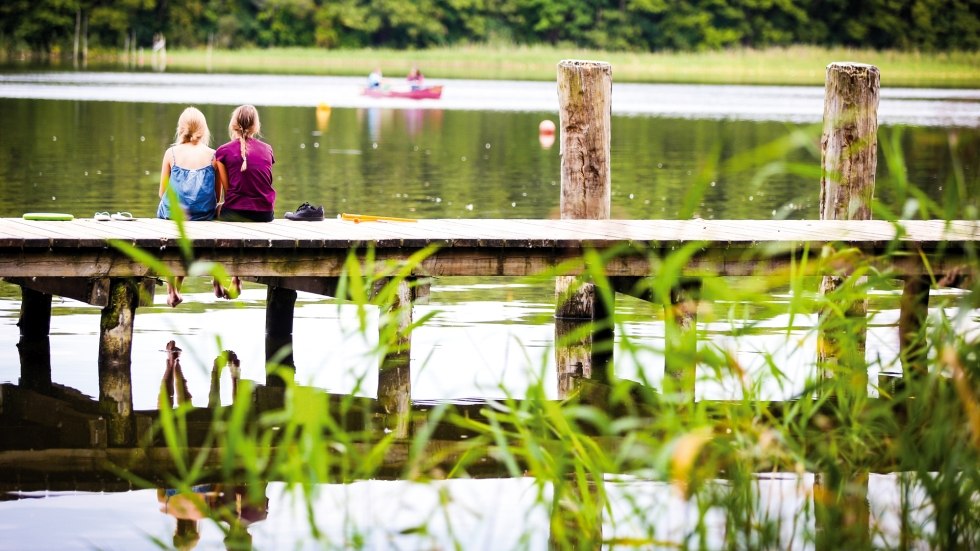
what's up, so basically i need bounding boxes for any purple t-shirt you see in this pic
[215,138,276,212]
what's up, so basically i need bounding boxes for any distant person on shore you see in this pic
[157,106,218,307]
[406,66,424,90]
[215,104,276,299]
[367,67,383,89]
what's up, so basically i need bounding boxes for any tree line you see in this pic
[3,0,978,56]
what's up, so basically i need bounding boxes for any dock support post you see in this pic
[814,62,877,551]
[549,475,603,549]
[665,279,701,399]
[17,287,53,391]
[265,284,297,388]
[378,278,414,437]
[817,62,879,393]
[898,274,930,380]
[98,278,137,446]
[555,59,613,398]
[815,470,870,550]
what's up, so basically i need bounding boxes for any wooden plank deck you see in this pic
[0,218,975,279]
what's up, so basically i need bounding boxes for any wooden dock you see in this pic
[0,217,976,278]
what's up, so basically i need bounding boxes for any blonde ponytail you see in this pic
[174,106,210,146]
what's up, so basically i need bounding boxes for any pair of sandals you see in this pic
[95,211,134,221]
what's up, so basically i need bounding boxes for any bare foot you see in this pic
[229,277,242,299]
[165,340,182,358]
[166,288,183,307]
[226,350,241,379]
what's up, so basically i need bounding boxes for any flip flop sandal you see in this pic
[111,212,135,221]
[94,212,111,221]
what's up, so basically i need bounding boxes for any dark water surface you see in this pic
[1,99,977,221]
[0,76,977,549]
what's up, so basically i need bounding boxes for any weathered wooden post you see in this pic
[555,59,613,398]
[815,61,878,551]
[378,278,415,437]
[817,62,880,391]
[16,287,52,391]
[549,475,603,549]
[664,281,701,397]
[814,471,871,550]
[265,284,297,387]
[98,278,138,446]
[898,274,930,379]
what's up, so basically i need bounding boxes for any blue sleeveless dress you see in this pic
[157,148,217,221]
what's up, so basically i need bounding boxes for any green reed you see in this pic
[121,127,978,550]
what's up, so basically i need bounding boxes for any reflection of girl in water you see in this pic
[161,340,192,407]
[160,342,240,408]
[157,483,268,551]
[158,343,265,550]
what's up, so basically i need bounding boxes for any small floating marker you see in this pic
[538,120,556,148]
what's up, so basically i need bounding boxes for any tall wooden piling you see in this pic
[815,62,878,551]
[555,59,613,396]
[97,278,137,446]
[17,287,53,390]
[265,284,297,387]
[665,280,701,396]
[898,274,931,379]
[817,62,879,389]
[378,278,415,437]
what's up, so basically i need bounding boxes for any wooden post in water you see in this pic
[555,59,613,398]
[378,278,415,437]
[898,273,931,383]
[16,287,52,390]
[665,280,701,397]
[549,476,603,549]
[815,62,877,551]
[98,278,137,446]
[817,62,880,391]
[814,470,871,550]
[265,284,297,387]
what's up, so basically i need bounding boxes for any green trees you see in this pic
[2,0,978,56]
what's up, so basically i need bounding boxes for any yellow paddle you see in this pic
[340,213,417,223]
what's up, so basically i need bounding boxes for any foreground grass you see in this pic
[27,44,980,87]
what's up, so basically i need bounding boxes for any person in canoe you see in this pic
[367,67,383,90]
[407,66,424,90]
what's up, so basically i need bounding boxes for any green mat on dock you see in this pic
[22,212,75,221]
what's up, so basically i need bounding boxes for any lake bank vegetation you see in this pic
[4,45,980,88]
[2,1,978,87]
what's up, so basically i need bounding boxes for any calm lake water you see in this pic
[0,72,977,549]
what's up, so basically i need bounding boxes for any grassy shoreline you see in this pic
[9,45,979,88]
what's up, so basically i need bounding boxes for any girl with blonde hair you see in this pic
[157,106,219,306]
[214,104,276,298]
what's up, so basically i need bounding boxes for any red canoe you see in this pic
[362,85,443,100]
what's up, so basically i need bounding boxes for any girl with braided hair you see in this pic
[214,104,276,298]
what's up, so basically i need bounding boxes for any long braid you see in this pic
[229,105,259,173]
[239,132,248,172]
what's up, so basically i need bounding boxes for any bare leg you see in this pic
[213,277,242,300]
[162,340,184,407]
[166,276,184,307]
[212,278,225,299]
[229,277,242,299]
